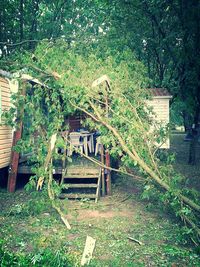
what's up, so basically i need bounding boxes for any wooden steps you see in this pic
[63,183,97,188]
[64,175,99,179]
[60,167,102,202]
[59,193,96,199]
[17,155,107,202]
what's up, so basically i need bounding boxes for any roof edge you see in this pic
[152,95,173,99]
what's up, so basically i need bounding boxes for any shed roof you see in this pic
[147,88,172,99]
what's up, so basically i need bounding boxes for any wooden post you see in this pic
[61,146,67,185]
[105,149,111,196]
[100,144,105,196]
[7,124,23,192]
[7,82,26,192]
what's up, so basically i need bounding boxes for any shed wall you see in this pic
[0,77,12,168]
[146,98,170,148]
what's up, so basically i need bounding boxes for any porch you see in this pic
[17,148,111,202]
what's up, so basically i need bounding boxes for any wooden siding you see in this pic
[0,77,12,168]
[148,99,169,123]
[146,98,170,149]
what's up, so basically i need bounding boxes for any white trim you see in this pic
[152,95,172,99]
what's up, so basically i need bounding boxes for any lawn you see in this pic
[169,133,200,191]
[0,133,200,266]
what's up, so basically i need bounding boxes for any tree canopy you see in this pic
[1,0,200,130]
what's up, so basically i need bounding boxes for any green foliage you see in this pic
[1,187,199,267]
[0,239,76,267]
[7,194,50,217]
[1,0,200,130]
[2,41,200,245]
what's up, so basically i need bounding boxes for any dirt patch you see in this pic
[97,254,114,261]
[67,233,79,241]
[69,209,135,221]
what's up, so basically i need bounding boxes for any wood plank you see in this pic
[0,129,12,135]
[0,138,12,145]
[18,166,98,176]
[105,150,112,196]
[0,78,9,84]
[0,88,11,95]
[81,236,96,266]
[1,100,11,105]
[0,162,9,168]
[100,144,105,196]
[0,125,12,131]
[0,143,12,150]
[1,91,11,98]
[1,103,10,107]
[59,193,96,199]
[0,134,13,140]
[0,80,10,87]
[63,183,97,188]
[0,148,11,155]
[0,84,10,91]
[1,100,10,106]
[53,167,62,174]
[0,77,9,83]
[1,96,10,102]
[17,165,33,174]
[66,168,100,175]
[19,152,34,163]
[0,152,11,160]
[95,170,102,203]
[0,125,12,130]
[0,156,10,164]
[64,175,98,179]
[7,121,24,192]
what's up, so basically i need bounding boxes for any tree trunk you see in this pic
[29,0,40,49]
[188,131,198,165]
[188,106,200,165]
[19,0,24,42]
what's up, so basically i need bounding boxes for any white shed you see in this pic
[146,88,172,149]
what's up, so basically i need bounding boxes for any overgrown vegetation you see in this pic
[2,41,200,246]
[0,178,200,267]
[0,241,76,267]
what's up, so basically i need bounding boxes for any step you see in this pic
[18,165,33,174]
[63,183,97,188]
[65,168,100,175]
[59,193,96,199]
[63,175,99,179]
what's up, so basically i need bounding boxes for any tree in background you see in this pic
[1,0,199,128]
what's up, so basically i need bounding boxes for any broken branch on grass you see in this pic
[81,235,96,266]
[121,194,133,202]
[39,134,71,230]
[128,236,143,245]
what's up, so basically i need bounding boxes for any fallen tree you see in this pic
[3,40,200,244]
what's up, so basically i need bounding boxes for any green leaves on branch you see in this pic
[4,41,200,244]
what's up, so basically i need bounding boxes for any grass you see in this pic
[169,133,200,191]
[0,177,199,266]
[0,133,200,266]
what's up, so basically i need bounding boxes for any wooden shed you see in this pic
[146,88,172,148]
[0,77,13,168]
